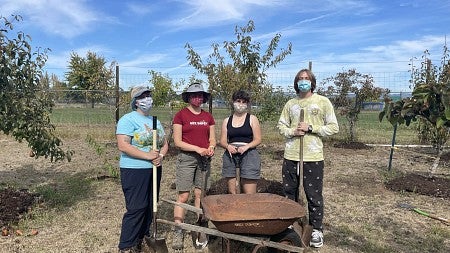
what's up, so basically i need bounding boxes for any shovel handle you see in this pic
[152,116,158,213]
[297,109,305,205]
[297,109,304,176]
[231,153,243,194]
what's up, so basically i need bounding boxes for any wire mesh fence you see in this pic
[41,66,427,146]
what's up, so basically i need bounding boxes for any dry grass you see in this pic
[0,130,449,253]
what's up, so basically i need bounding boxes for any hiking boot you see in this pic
[310,229,324,248]
[136,238,143,252]
[118,245,140,253]
[172,228,184,250]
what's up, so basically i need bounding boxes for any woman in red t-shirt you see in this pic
[171,82,215,250]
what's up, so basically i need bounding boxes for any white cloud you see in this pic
[159,0,287,29]
[0,0,114,38]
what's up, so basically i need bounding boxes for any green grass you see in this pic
[50,107,419,145]
[34,175,93,210]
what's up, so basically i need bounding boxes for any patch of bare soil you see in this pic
[385,173,450,199]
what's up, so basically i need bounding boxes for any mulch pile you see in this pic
[207,177,284,196]
[0,188,38,228]
[385,173,450,199]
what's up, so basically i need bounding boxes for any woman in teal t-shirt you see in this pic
[116,86,168,252]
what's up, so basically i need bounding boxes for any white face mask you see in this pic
[136,97,153,112]
[233,102,248,113]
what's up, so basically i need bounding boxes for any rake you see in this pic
[398,202,449,224]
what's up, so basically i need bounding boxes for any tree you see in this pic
[48,73,69,103]
[185,20,292,118]
[0,15,72,161]
[148,70,179,107]
[66,51,115,108]
[379,46,450,175]
[319,69,389,142]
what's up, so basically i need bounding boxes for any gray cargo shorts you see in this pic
[176,151,211,192]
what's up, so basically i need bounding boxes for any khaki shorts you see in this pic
[176,151,211,192]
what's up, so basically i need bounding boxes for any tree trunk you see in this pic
[428,146,442,177]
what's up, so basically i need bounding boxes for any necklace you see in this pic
[232,113,246,127]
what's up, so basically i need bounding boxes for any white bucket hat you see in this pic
[181,82,211,103]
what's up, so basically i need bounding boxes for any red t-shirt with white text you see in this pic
[173,108,215,149]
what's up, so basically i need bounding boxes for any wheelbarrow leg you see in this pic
[251,244,265,253]
[222,238,231,253]
[293,219,312,248]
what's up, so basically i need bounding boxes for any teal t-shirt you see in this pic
[116,111,165,169]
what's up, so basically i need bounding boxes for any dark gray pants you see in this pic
[282,159,324,231]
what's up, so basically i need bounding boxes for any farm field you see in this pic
[0,109,449,252]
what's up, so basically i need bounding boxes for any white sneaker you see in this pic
[310,229,324,248]
[195,232,208,249]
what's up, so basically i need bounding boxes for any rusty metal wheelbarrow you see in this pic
[201,193,305,235]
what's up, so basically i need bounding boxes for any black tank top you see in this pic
[227,113,253,143]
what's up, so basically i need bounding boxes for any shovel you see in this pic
[231,153,243,194]
[398,203,449,224]
[147,116,169,253]
[297,109,305,206]
[295,108,313,247]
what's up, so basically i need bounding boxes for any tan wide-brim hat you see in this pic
[181,82,211,103]
[130,86,151,110]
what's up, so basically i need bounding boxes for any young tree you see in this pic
[0,15,72,161]
[66,51,115,108]
[320,69,389,142]
[148,70,179,107]
[185,20,292,118]
[379,47,450,175]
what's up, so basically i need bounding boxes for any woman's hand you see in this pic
[149,150,161,166]
[226,144,238,154]
[196,147,209,156]
[206,146,215,156]
[236,145,249,154]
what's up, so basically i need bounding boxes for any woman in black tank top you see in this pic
[219,90,262,194]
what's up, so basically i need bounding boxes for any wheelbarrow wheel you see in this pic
[268,228,301,253]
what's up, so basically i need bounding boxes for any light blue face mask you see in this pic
[297,80,311,92]
[136,97,153,112]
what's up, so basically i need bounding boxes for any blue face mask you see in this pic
[297,80,311,92]
[136,97,153,112]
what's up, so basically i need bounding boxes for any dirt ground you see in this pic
[0,134,449,253]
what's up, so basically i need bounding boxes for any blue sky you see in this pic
[1,0,450,92]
